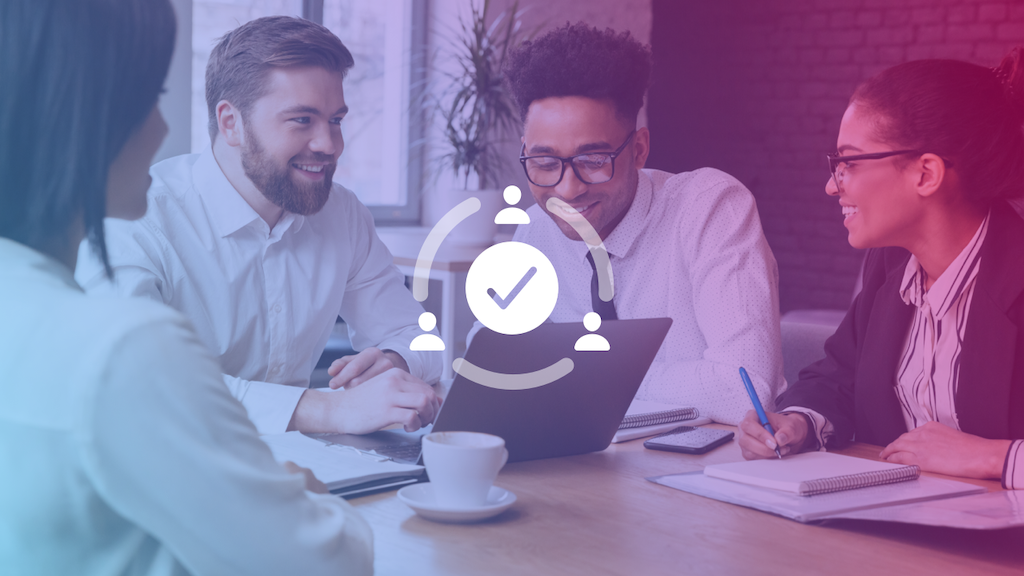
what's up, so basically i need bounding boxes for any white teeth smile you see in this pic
[294,164,324,173]
[842,206,859,216]
[553,203,594,218]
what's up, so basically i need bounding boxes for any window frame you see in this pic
[304,0,425,225]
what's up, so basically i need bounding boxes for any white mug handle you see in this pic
[498,447,509,471]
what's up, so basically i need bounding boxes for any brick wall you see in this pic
[647,0,1024,313]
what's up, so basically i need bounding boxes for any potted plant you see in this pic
[430,0,526,245]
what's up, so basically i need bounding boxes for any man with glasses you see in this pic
[502,23,785,424]
[75,17,441,436]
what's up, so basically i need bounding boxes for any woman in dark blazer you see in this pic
[738,48,1024,489]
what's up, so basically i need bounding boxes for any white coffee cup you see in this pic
[422,431,508,508]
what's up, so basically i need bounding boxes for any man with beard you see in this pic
[75,16,442,436]
[501,23,785,424]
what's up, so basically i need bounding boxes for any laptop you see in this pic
[309,317,672,464]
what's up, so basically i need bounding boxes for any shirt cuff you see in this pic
[780,406,833,452]
[379,341,442,384]
[1002,440,1024,490]
[238,381,306,435]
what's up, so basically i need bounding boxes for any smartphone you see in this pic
[643,426,735,455]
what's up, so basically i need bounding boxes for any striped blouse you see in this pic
[789,212,1024,489]
[895,214,989,432]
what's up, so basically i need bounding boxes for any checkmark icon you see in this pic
[486,267,538,310]
[466,242,557,335]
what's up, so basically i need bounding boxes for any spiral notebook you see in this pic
[612,400,711,443]
[649,469,984,524]
[703,452,920,496]
[649,451,985,524]
[620,400,699,429]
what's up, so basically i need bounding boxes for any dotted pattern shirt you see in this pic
[514,168,786,424]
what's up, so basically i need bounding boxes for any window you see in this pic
[190,0,304,154]
[321,0,424,222]
[191,0,424,223]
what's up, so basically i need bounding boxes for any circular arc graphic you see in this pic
[412,197,480,302]
[452,357,575,391]
[412,193,617,391]
[545,197,614,302]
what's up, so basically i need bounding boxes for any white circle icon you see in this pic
[503,185,522,205]
[418,312,437,331]
[466,241,558,335]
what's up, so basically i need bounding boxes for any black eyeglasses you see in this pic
[520,130,636,187]
[827,150,954,192]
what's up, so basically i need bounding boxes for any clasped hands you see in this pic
[738,410,1010,480]
[289,347,441,435]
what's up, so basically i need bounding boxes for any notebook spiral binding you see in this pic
[620,407,699,429]
[799,465,921,496]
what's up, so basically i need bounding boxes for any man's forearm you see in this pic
[286,389,333,433]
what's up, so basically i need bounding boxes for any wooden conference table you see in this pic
[349,425,1024,575]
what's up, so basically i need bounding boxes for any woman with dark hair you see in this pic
[738,48,1024,489]
[0,1,372,573]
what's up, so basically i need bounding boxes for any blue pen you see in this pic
[739,367,782,459]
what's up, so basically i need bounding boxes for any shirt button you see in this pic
[273,304,282,313]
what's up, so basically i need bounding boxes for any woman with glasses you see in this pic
[738,48,1024,489]
[0,1,371,573]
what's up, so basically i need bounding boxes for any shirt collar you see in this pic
[193,147,307,238]
[900,211,991,317]
[193,147,262,238]
[602,170,653,259]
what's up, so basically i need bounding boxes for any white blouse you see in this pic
[0,238,373,575]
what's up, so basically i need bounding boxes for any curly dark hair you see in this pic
[503,22,652,124]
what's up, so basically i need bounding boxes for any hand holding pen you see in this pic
[736,367,811,461]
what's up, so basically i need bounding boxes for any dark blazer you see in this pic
[777,202,1024,449]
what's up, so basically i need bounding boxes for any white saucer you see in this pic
[397,483,516,523]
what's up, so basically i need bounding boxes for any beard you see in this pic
[240,123,335,216]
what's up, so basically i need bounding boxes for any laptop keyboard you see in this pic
[374,442,423,462]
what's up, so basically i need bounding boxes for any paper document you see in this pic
[827,490,1024,529]
[649,470,983,523]
[261,431,424,492]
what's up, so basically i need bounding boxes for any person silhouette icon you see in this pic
[494,185,530,225]
[574,312,610,351]
[410,312,445,351]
